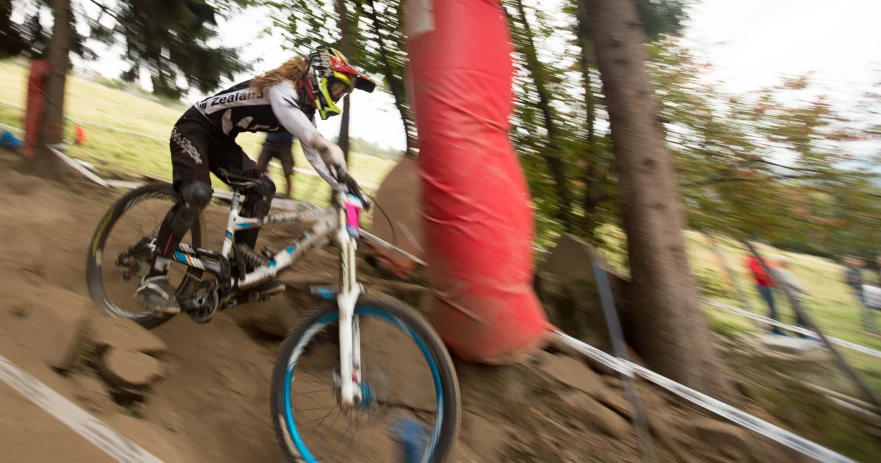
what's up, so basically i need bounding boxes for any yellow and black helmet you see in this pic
[304,46,376,120]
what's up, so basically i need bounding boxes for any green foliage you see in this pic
[265,0,415,154]
[645,37,881,261]
[634,0,688,40]
[86,0,253,99]
[695,266,734,299]
[506,0,688,241]
[4,0,253,98]
[2,0,93,60]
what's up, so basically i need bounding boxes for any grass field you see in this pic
[3,58,879,390]
[594,224,881,392]
[0,59,395,204]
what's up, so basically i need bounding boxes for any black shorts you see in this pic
[169,109,260,189]
[257,141,295,176]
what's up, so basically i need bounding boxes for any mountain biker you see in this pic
[138,46,376,313]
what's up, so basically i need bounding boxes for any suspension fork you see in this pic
[337,193,364,407]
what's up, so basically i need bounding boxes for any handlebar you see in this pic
[332,167,372,212]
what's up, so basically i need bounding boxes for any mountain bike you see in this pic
[86,168,460,462]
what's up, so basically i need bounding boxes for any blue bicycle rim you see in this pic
[282,306,444,463]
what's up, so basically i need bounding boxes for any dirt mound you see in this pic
[0,155,854,462]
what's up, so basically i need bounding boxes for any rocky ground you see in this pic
[0,153,875,462]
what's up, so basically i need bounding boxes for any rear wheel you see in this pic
[86,182,203,329]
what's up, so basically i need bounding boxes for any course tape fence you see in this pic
[553,331,856,463]
[702,299,881,359]
[0,354,164,463]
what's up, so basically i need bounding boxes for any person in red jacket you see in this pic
[745,252,783,335]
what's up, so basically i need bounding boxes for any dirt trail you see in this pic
[0,153,815,463]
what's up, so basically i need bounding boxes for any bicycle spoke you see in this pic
[346,413,365,449]
[305,406,337,429]
[302,354,334,382]
[315,342,340,365]
[329,415,356,458]
[297,405,336,413]
[316,409,343,454]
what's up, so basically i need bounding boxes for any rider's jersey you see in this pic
[190,80,338,187]
[193,80,315,137]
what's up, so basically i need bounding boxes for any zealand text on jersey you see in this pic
[197,89,267,115]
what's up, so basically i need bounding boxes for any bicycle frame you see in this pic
[167,188,366,406]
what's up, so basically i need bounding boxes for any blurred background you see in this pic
[2,0,881,462]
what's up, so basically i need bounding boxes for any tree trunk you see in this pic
[585,0,734,399]
[364,0,416,157]
[511,0,576,233]
[576,0,603,239]
[32,0,72,181]
[337,0,352,162]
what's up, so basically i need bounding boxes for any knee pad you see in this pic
[255,176,276,199]
[180,181,213,209]
[169,181,212,237]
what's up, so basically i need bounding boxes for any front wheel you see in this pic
[270,293,460,463]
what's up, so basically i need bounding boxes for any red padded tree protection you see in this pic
[24,60,51,158]
[406,0,550,363]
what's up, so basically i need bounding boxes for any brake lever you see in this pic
[346,176,371,212]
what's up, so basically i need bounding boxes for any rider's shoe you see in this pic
[135,275,181,314]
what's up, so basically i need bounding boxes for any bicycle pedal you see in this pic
[261,247,276,260]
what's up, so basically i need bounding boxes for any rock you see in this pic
[235,294,301,339]
[647,411,702,463]
[562,392,632,438]
[464,412,511,461]
[687,418,754,462]
[100,348,165,388]
[18,287,92,371]
[598,389,633,420]
[73,374,114,415]
[89,315,167,356]
[535,234,632,349]
[534,350,604,397]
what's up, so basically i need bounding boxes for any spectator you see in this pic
[770,255,809,332]
[771,255,809,297]
[257,130,296,199]
[745,250,783,335]
[844,257,879,338]
[876,255,881,285]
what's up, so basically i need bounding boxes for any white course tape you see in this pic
[0,354,164,463]
[1,121,24,133]
[0,98,26,109]
[50,146,111,188]
[268,161,381,190]
[702,299,881,360]
[552,331,856,463]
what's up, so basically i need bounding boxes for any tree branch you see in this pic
[748,158,822,174]
[362,0,414,157]
[89,0,120,22]
[685,173,818,188]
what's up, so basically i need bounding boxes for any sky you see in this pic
[68,0,881,152]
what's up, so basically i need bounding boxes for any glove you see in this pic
[321,141,347,170]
